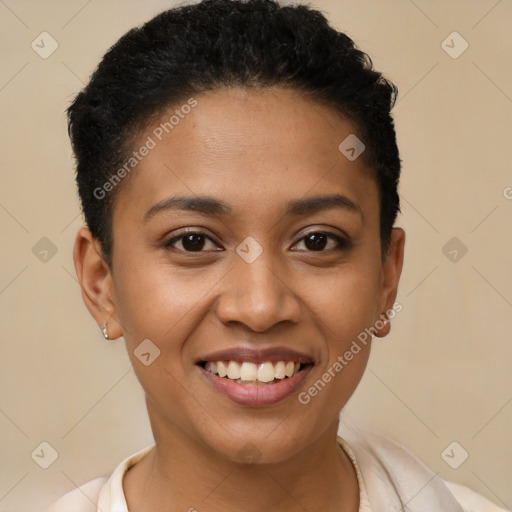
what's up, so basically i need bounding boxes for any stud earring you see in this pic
[101,322,110,340]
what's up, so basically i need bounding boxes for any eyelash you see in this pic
[163,230,352,253]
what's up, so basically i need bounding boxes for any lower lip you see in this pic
[199,365,312,406]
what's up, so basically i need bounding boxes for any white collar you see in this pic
[97,437,371,512]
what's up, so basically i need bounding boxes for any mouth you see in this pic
[199,360,309,385]
[196,348,314,406]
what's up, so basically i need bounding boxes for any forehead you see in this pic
[113,86,378,224]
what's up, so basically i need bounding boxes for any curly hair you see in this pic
[67,0,400,268]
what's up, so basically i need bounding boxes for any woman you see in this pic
[48,0,506,510]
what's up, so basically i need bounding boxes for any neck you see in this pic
[124,415,359,512]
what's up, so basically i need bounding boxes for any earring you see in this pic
[377,313,389,331]
[101,322,110,340]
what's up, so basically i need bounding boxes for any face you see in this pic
[75,86,404,464]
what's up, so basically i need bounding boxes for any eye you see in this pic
[163,230,351,253]
[164,231,220,252]
[291,231,351,252]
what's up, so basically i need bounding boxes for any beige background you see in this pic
[0,0,511,510]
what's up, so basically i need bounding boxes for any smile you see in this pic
[196,348,314,406]
[202,360,302,385]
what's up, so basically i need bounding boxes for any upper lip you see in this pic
[196,346,314,365]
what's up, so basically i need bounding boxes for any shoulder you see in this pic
[44,477,107,512]
[44,444,155,512]
[340,430,507,512]
[445,481,508,512]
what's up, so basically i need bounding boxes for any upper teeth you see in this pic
[204,361,301,383]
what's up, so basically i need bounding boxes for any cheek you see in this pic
[113,258,216,338]
[296,277,377,418]
[111,258,228,394]
[312,261,382,339]
[112,263,210,423]
[307,259,380,385]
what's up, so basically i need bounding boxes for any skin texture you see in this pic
[73,86,405,512]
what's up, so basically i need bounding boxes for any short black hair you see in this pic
[67,0,400,268]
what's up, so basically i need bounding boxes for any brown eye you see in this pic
[164,232,219,252]
[181,233,206,251]
[292,232,351,252]
[304,233,328,251]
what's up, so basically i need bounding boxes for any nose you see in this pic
[216,254,301,332]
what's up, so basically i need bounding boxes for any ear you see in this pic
[374,227,405,338]
[73,226,123,340]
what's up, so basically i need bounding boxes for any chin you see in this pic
[198,421,317,466]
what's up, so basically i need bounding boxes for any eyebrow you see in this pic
[143,193,361,222]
